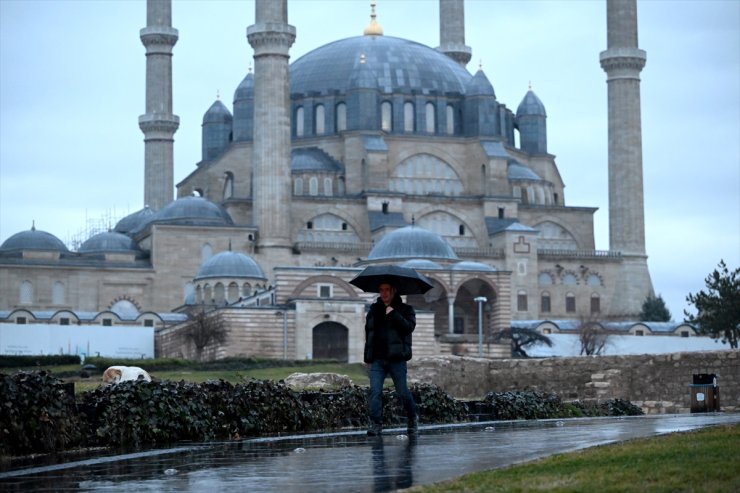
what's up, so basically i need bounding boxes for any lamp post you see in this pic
[474,296,487,357]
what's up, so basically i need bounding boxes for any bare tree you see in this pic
[577,319,611,356]
[183,308,229,361]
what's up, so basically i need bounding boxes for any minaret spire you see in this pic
[139,0,180,211]
[600,0,654,315]
[438,0,471,67]
[247,0,296,253]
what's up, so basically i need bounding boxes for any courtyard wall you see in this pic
[408,350,739,414]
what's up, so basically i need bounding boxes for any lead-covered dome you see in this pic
[79,231,144,256]
[0,227,68,253]
[368,226,458,261]
[290,35,472,96]
[114,207,154,235]
[195,251,266,281]
[134,196,234,233]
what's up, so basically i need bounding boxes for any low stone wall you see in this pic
[408,350,739,414]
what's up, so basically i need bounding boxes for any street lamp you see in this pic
[474,296,487,357]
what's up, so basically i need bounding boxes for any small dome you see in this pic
[516,89,547,117]
[79,231,143,255]
[368,226,458,261]
[195,251,266,281]
[133,197,234,233]
[203,99,233,124]
[465,69,496,98]
[452,260,495,272]
[292,147,344,172]
[114,207,154,235]
[0,227,68,253]
[401,259,442,270]
[234,71,254,102]
[508,161,543,181]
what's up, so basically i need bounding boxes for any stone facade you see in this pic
[408,350,740,414]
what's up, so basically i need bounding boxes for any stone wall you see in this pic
[408,350,739,414]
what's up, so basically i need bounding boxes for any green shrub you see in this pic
[0,371,86,455]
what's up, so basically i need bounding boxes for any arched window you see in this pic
[323,177,333,196]
[20,280,33,304]
[314,104,325,135]
[590,293,601,314]
[214,283,225,304]
[403,102,415,132]
[446,104,454,135]
[228,282,239,302]
[566,292,576,313]
[295,106,304,137]
[335,103,347,132]
[381,101,392,132]
[223,171,234,200]
[294,177,304,196]
[202,243,213,265]
[241,282,252,298]
[538,273,554,285]
[425,102,435,133]
[195,285,203,304]
[517,290,528,311]
[309,177,318,196]
[204,284,213,303]
[587,274,602,287]
[563,273,578,285]
[540,292,551,313]
[338,177,346,195]
[52,281,65,305]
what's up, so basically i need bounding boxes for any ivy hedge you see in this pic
[0,370,643,457]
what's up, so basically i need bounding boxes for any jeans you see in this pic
[368,359,418,424]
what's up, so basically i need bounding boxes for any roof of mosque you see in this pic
[0,227,69,254]
[368,225,459,261]
[195,251,266,281]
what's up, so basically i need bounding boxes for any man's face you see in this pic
[379,283,396,305]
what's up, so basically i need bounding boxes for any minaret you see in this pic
[438,0,471,67]
[247,0,296,254]
[600,0,653,316]
[139,0,179,211]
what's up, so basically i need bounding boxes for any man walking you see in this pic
[364,281,419,436]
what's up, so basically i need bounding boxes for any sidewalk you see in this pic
[2,413,738,492]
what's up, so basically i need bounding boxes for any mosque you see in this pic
[1,0,674,361]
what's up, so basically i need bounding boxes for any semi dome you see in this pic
[135,196,234,232]
[0,227,68,253]
[79,231,143,255]
[368,226,458,261]
[195,251,266,281]
[292,147,344,172]
[290,35,472,96]
[508,161,543,181]
[114,207,154,235]
[401,259,443,270]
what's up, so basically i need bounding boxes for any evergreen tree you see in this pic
[639,294,671,322]
[685,260,740,348]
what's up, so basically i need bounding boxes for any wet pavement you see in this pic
[1,413,738,492]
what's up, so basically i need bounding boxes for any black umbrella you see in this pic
[350,264,434,295]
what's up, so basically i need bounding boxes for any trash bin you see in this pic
[689,373,720,413]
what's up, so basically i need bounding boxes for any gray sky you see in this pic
[1,0,738,321]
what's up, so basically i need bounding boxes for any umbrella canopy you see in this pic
[350,264,434,295]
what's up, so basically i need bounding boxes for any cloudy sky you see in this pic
[1,0,738,321]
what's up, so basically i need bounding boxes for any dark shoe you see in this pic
[407,415,419,434]
[367,423,382,436]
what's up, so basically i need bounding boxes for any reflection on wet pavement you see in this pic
[1,413,738,492]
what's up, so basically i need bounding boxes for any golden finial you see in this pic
[479,59,483,70]
[529,80,532,90]
[216,90,220,100]
[363,1,384,36]
[248,65,252,74]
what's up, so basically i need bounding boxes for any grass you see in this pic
[6,361,371,393]
[408,423,740,493]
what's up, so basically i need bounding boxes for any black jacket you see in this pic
[364,294,416,363]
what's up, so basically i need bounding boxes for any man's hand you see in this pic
[385,306,394,315]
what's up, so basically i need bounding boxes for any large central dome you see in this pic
[290,35,472,96]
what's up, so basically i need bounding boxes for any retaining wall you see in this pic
[408,350,739,414]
